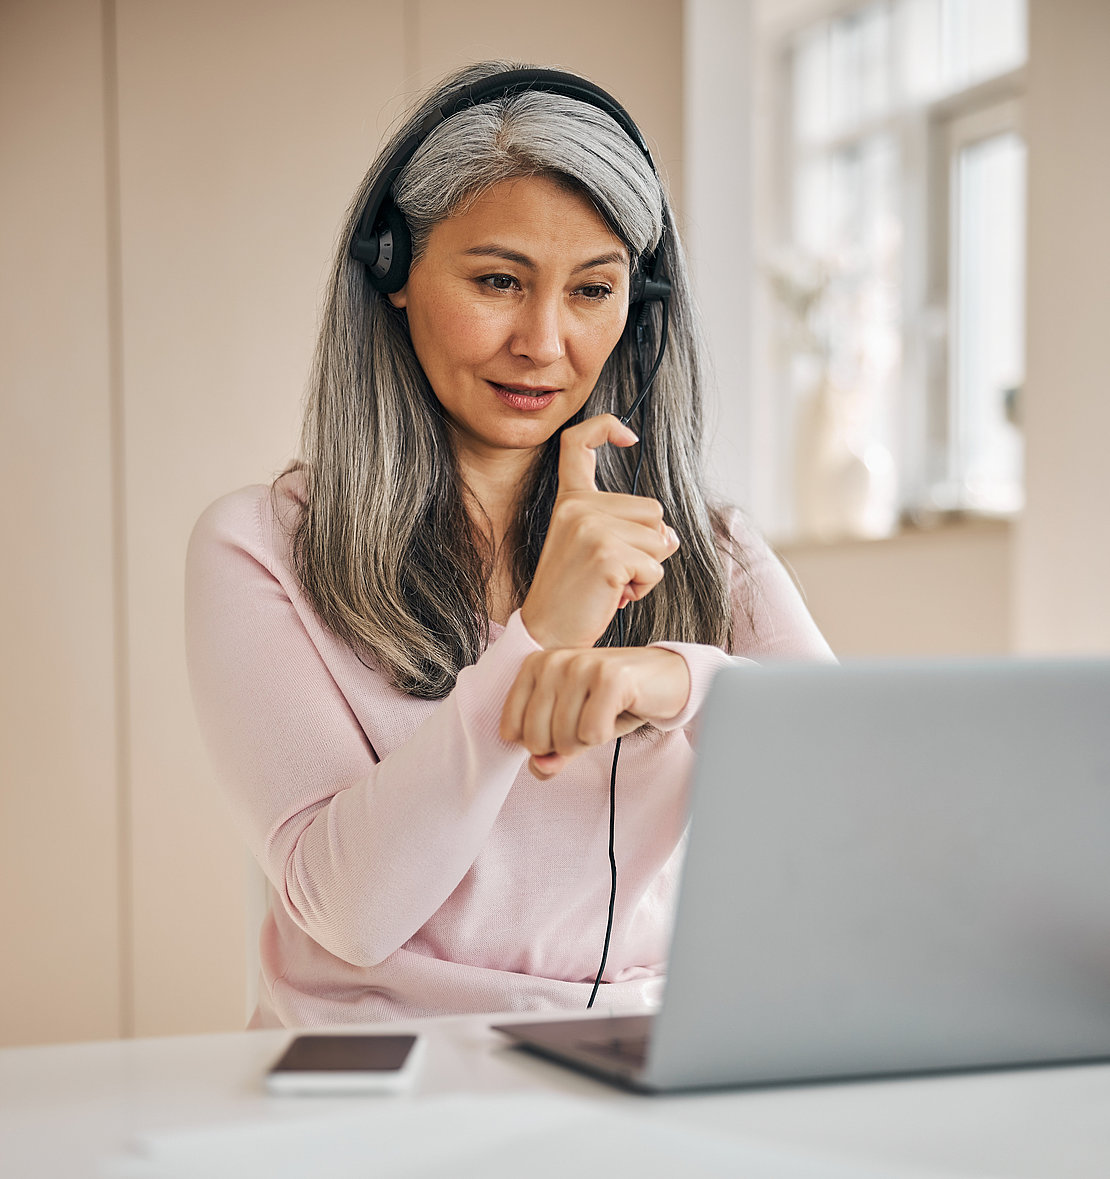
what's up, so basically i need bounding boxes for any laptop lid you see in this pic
[642,658,1110,1091]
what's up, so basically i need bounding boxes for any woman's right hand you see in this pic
[520,414,680,650]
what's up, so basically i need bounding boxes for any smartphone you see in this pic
[265,1033,423,1094]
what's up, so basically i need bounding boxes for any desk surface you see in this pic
[2,1012,1108,1177]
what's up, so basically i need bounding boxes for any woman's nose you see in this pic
[508,294,565,367]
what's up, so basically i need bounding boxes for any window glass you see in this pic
[897,0,942,101]
[897,0,1027,100]
[941,0,1027,91]
[793,25,830,143]
[949,130,1026,512]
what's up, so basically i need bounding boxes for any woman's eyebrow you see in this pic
[461,245,629,272]
[573,250,629,272]
[462,245,536,269]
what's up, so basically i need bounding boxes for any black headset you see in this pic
[349,68,672,308]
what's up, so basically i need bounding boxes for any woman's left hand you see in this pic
[500,646,691,780]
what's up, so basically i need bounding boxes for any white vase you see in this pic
[794,381,898,541]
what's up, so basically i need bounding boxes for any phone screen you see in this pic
[266,1034,422,1093]
[271,1034,417,1073]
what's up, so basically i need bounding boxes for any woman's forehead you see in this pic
[430,175,630,265]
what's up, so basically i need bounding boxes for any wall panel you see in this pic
[0,0,121,1046]
[114,0,408,1035]
[1015,0,1110,654]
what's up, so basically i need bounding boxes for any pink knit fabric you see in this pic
[185,472,832,1026]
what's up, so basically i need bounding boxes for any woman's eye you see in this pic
[480,274,519,291]
[578,284,614,301]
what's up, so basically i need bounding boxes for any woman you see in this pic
[186,61,832,1028]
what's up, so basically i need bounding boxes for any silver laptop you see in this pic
[494,658,1110,1092]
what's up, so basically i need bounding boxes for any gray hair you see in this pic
[396,87,662,267]
[289,62,739,698]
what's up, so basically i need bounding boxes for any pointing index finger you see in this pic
[557,414,639,496]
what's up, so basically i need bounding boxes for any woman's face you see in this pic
[389,174,631,471]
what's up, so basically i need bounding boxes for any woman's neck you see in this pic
[455,444,537,550]
[454,444,539,626]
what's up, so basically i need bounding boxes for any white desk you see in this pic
[2,1013,1108,1177]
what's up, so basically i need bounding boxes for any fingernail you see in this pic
[666,526,680,547]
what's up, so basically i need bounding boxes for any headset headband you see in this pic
[349,68,670,302]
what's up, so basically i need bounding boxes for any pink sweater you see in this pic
[185,472,832,1027]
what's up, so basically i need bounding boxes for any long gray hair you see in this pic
[290,61,740,698]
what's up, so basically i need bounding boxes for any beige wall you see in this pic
[2,0,685,1046]
[411,1,685,217]
[778,522,1012,658]
[1,0,122,1047]
[114,0,411,1040]
[1014,0,1110,655]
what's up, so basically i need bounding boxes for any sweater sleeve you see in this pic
[644,508,835,732]
[184,485,536,969]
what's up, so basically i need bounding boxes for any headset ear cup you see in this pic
[629,264,645,305]
[368,200,414,294]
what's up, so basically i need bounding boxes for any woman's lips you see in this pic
[487,381,560,411]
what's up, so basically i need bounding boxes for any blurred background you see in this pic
[2,0,1107,1047]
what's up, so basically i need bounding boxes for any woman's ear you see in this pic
[387,287,408,310]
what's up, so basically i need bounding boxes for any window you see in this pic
[942,103,1026,514]
[760,0,1027,539]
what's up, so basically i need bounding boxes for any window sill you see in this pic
[771,511,1014,559]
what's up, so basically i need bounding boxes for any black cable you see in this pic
[586,300,666,1009]
[620,300,670,430]
[586,624,624,1010]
